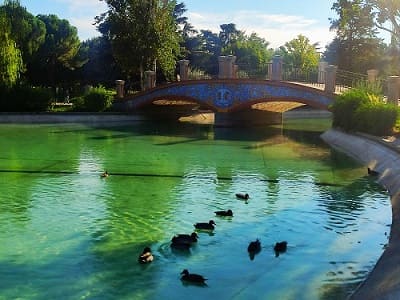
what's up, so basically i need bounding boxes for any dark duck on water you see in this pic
[180,269,207,284]
[171,232,198,244]
[214,209,233,217]
[274,241,287,257]
[194,220,216,230]
[247,239,261,260]
[236,193,249,200]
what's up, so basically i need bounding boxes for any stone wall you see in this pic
[321,129,400,300]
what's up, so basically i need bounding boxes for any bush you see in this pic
[330,89,370,131]
[330,87,399,136]
[81,86,114,112]
[0,85,52,112]
[354,103,398,136]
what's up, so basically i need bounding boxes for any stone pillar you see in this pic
[115,80,125,98]
[218,56,227,79]
[271,55,283,81]
[387,76,400,105]
[144,71,156,90]
[324,65,337,93]
[318,60,328,83]
[233,64,238,79]
[178,59,190,81]
[367,69,379,83]
[226,55,236,79]
[267,63,273,80]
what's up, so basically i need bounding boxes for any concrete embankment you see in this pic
[0,113,148,124]
[321,129,400,300]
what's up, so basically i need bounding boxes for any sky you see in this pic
[18,0,341,50]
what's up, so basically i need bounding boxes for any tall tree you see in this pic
[28,14,85,90]
[96,0,181,89]
[0,12,23,88]
[367,0,400,44]
[0,0,46,67]
[330,0,383,73]
[219,23,241,54]
[279,34,320,71]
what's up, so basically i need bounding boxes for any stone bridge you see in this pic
[114,79,335,113]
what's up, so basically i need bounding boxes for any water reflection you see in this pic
[0,120,391,300]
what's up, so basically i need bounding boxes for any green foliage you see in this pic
[331,87,398,135]
[354,102,398,135]
[0,84,52,112]
[28,14,84,88]
[0,0,46,66]
[76,86,114,112]
[329,0,383,73]
[0,12,23,88]
[279,35,320,71]
[97,0,181,87]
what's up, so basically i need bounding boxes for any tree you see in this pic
[0,12,23,88]
[0,0,46,67]
[96,0,181,89]
[279,34,320,71]
[28,14,85,92]
[330,0,384,73]
[367,0,400,44]
[219,23,241,54]
[80,36,123,87]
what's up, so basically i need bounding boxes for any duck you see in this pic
[171,232,198,244]
[248,239,261,253]
[236,193,249,200]
[171,241,191,251]
[215,209,233,217]
[368,167,379,176]
[101,170,109,178]
[138,247,153,264]
[180,269,207,284]
[274,241,287,257]
[194,220,216,230]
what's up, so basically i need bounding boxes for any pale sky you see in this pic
[18,0,345,50]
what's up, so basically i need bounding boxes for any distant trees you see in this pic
[28,14,86,90]
[96,0,181,89]
[326,0,384,73]
[279,35,320,71]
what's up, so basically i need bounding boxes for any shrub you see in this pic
[0,85,52,112]
[330,86,398,135]
[354,103,398,136]
[81,86,114,112]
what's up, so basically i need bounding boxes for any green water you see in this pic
[0,119,390,300]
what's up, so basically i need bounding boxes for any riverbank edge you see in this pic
[321,129,400,300]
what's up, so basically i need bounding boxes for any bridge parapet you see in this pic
[116,79,335,113]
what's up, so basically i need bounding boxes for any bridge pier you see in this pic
[214,109,282,127]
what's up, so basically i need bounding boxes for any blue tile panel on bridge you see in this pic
[120,81,335,112]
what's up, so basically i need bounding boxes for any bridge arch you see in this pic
[116,79,335,113]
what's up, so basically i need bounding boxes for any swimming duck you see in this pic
[248,239,261,253]
[236,193,249,200]
[180,269,207,284]
[274,241,287,257]
[138,247,153,264]
[171,232,198,244]
[194,220,216,230]
[171,241,191,251]
[215,209,233,217]
[101,170,109,178]
[368,167,379,176]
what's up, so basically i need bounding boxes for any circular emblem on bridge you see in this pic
[214,88,233,108]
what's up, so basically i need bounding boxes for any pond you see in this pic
[0,118,391,300]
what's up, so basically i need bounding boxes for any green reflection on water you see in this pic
[0,119,390,300]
